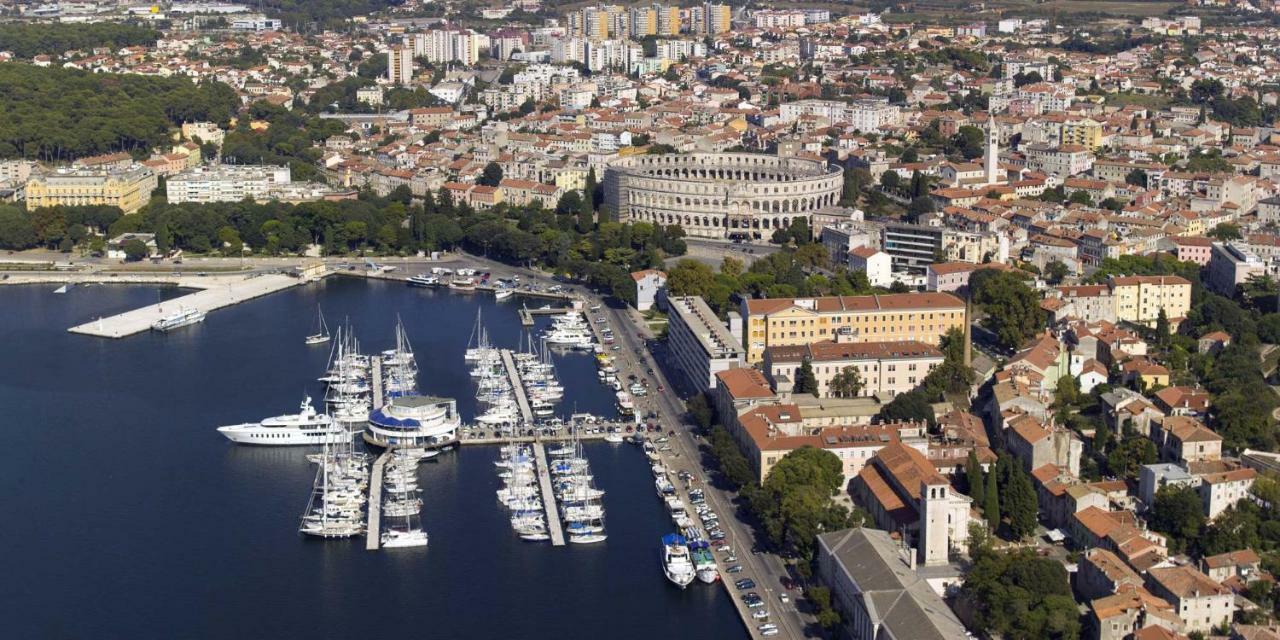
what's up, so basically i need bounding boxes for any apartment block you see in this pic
[665,295,744,393]
[763,339,943,399]
[740,293,965,363]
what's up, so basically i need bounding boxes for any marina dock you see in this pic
[531,442,566,547]
[66,273,304,338]
[517,304,573,326]
[370,356,384,406]
[499,349,535,425]
[366,451,391,551]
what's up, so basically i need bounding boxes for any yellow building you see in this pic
[25,166,157,214]
[1109,275,1192,327]
[740,293,966,363]
[705,2,731,34]
[630,6,657,36]
[555,168,588,192]
[657,5,681,35]
[1061,118,1103,152]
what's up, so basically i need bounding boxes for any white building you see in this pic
[166,164,292,204]
[665,295,745,393]
[631,269,666,311]
[847,246,892,288]
[387,46,414,85]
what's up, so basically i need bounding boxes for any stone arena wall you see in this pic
[603,153,843,239]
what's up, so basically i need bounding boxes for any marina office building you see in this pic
[664,295,745,394]
[740,293,966,363]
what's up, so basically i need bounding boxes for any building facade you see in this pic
[741,293,965,363]
[763,340,943,398]
[665,295,744,393]
[25,165,157,214]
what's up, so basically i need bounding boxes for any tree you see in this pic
[983,467,1000,524]
[880,171,901,191]
[1002,461,1039,539]
[1044,260,1069,285]
[755,447,859,558]
[1125,168,1148,188]
[686,394,713,430]
[840,167,870,206]
[666,259,716,297]
[971,269,1042,351]
[1207,222,1242,241]
[964,451,985,506]
[478,162,503,187]
[828,366,864,398]
[1148,485,1206,552]
[1106,437,1156,479]
[1155,308,1171,348]
[878,390,935,426]
[907,196,936,221]
[794,358,819,395]
[122,238,149,261]
[963,547,1079,639]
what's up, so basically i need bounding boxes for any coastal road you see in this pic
[597,303,809,640]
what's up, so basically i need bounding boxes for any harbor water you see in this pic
[0,277,742,638]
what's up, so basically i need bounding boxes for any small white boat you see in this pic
[604,433,624,444]
[494,289,514,301]
[53,284,71,294]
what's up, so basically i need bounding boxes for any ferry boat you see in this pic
[364,395,461,449]
[152,307,206,332]
[661,534,696,588]
[217,397,349,446]
[407,274,439,288]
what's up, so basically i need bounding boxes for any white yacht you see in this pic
[152,307,206,332]
[407,274,439,287]
[661,534,696,588]
[381,529,429,548]
[217,397,348,446]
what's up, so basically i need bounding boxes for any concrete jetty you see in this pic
[531,442,566,547]
[370,356,384,407]
[499,349,534,425]
[67,273,303,338]
[366,451,391,551]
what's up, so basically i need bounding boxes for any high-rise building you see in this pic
[656,5,681,35]
[630,6,657,36]
[387,46,413,84]
[985,118,999,185]
[705,3,731,34]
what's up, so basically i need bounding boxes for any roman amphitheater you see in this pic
[602,152,844,239]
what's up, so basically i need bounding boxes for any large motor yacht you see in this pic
[217,397,347,446]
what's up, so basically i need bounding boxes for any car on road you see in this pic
[724,555,737,563]
[752,610,769,620]
[760,629,779,637]
[709,531,726,540]
[779,593,790,604]
[744,598,764,609]
[735,579,755,590]
[726,565,743,573]
[757,623,777,632]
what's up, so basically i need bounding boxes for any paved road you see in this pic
[598,303,809,639]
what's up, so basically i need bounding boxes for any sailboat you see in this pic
[305,306,331,345]
[53,283,71,294]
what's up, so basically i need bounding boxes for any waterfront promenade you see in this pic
[66,273,303,338]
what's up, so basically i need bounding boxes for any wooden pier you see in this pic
[66,273,304,338]
[499,349,534,425]
[531,442,566,547]
[366,451,391,551]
